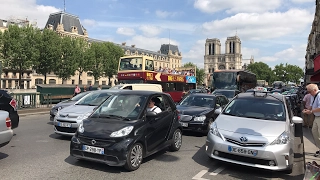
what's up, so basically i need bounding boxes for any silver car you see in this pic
[53,89,123,136]
[206,92,303,173]
[0,110,13,148]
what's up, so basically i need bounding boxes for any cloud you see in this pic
[201,9,313,40]
[291,0,314,3]
[0,0,60,28]
[194,0,281,14]
[125,35,179,52]
[183,39,206,68]
[139,25,162,37]
[116,27,135,36]
[155,10,180,18]
[82,19,97,27]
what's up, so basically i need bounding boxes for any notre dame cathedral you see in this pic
[203,35,254,86]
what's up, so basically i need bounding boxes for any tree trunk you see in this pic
[78,71,81,85]
[44,74,47,84]
[108,76,111,86]
[19,65,23,89]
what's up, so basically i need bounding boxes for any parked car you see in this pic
[177,93,229,133]
[50,91,92,119]
[212,89,240,101]
[0,110,13,148]
[53,89,124,136]
[205,91,303,173]
[70,90,182,171]
[0,90,19,129]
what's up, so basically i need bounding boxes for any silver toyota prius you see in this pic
[206,91,303,172]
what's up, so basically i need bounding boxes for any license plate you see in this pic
[58,122,71,128]
[82,145,104,154]
[227,146,258,156]
[181,122,188,127]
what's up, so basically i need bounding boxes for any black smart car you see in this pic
[0,90,19,129]
[70,90,182,171]
[177,93,229,133]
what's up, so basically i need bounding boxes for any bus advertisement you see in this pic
[211,70,257,92]
[117,55,196,102]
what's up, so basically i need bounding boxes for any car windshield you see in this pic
[223,98,286,121]
[212,90,234,98]
[75,91,112,106]
[179,95,215,108]
[70,91,91,101]
[91,94,147,120]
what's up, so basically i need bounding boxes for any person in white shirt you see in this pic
[147,98,162,113]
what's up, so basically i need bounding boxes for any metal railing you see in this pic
[10,93,52,109]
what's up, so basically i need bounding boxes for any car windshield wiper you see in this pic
[99,114,131,121]
[243,116,265,119]
[222,112,237,116]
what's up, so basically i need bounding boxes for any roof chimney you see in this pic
[122,42,126,46]
[131,44,135,48]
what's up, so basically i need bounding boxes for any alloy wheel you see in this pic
[174,130,182,149]
[130,144,143,168]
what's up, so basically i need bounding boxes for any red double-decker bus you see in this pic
[117,55,196,102]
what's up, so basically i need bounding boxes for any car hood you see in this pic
[58,104,97,115]
[216,114,286,137]
[80,118,137,138]
[55,100,76,108]
[176,105,212,116]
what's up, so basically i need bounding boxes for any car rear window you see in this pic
[223,98,286,121]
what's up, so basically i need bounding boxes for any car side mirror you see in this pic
[146,111,157,117]
[214,108,221,114]
[292,116,303,124]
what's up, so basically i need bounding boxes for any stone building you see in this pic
[203,36,254,86]
[0,11,182,89]
[305,0,320,84]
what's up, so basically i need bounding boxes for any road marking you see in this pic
[210,166,225,176]
[192,170,209,180]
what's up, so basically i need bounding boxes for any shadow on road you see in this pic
[0,152,8,160]
[47,122,53,125]
[49,133,72,141]
[182,131,206,137]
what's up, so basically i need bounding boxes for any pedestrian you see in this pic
[303,90,314,128]
[302,84,320,157]
[83,85,87,92]
[74,85,81,96]
[88,84,92,91]
[97,85,102,90]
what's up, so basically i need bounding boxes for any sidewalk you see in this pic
[18,107,51,116]
[303,127,320,164]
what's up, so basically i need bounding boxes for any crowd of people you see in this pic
[73,84,102,96]
[155,67,195,76]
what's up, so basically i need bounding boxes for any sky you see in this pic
[0,0,315,70]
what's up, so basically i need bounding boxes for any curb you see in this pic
[19,111,49,117]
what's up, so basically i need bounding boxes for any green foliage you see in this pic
[53,37,79,82]
[247,62,273,84]
[73,38,93,83]
[34,29,61,84]
[182,62,205,85]
[89,42,105,81]
[2,25,40,88]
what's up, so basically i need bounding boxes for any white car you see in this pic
[0,110,13,148]
[206,91,303,173]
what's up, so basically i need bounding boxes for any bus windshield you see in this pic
[119,57,143,71]
[212,72,237,90]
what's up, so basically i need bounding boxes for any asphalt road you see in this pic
[0,114,306,180]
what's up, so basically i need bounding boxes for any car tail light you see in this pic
[9,99,17,110]
[6,117,11,129]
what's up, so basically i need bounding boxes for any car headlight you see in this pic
[270,131,289,145]
[209,122,222,139]
[76,112,91,121]
[57,106,63,111]
[110,126,134,137]
[194,115,206,121]
[78,121,84,133]
[54,112,59,122]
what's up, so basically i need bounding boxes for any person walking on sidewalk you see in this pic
[73,85,81,97]
[303,84,320,157]
[303,90,314,128]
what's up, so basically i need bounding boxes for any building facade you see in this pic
[305,0,320,84]
[0,11,182,89]
[203,36,254,86]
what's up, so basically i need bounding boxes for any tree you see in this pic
[53,37,78,83]
[34,28,61,84]
[283,64,303,84]
[273,63,287,83]
[2,25,40,88]
[102,42,124,85]
[182,62,205,86]
[88,42,105,82]
[73,38,93,84]
[246,62,273,84]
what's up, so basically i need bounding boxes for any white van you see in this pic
[110,84,162,92]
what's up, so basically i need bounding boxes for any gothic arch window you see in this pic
[209,43,212,55]
[218,65,225,70]
[212,43,215,55]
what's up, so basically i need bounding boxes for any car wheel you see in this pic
[124,143,143,171]
[169,129,182,152]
